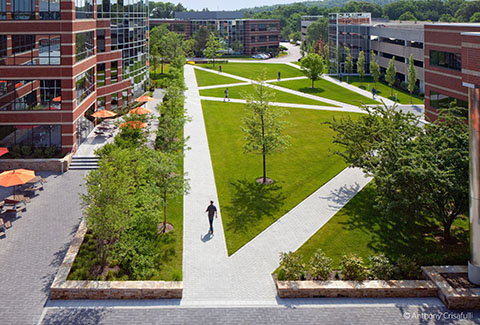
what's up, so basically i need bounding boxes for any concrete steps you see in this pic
[69,156,99,170]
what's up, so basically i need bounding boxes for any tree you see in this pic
[289,31,302,43]
[305,19,328,44]
[398,11,417,21]
[193,27,210,54]
[149,25,169,74]
[370,50,380,88]
[345,47,353,83]
[242,75,290,184]
[336,44,343,74]
[356,51,365,86]
[231,40,244,54]
[407,54,418,104]
[386,57,397,97]
[300,52,324,88]
[204,33,223,68]
[470,12,480,22]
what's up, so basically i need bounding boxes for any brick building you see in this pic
[150,12,280,56]
[0,0,148,154]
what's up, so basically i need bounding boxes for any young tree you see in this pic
[345,47,353,83]
[407,54,418,104]
[204,33,223,68]
[369,50,380,87]
[356,50,365,86]
[336,44,343,74]
[386,56,397,97]
[242,75,290,184]
[289,31,302,43]
[193,27,210,54]
[305,18,328,44]
[300,52,324,88]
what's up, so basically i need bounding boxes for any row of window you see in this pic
[75,67,95,104]
[96,62,118,86]
[0,80,61,111]
[250,35,278,43]
[250,23,278,32]
[0,34,60,65]
[0,125,61,148]
[430,50,461,71]
[0,0,59,20]
[430,91,468,114]
[75,31,94,63]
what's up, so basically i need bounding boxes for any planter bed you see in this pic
[275,278,437,299]
[50,219,182,300]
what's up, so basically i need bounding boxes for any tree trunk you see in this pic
[261,115,266,183]
[161,59,164,75]
[390,86,393,97]
[162,192,167,233]
[443,217,455,242]
[347,75,349,83]
[410,91,412,104]
[312,79,314,89]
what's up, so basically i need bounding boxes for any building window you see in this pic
[258,24,267,32]
[40,80,61,109]
[75,31,94,63]
[122,90,128,107]
[414,60,423,68]
[0,80,61,110]
[430,50,461,71]
[38,35,61,65]
[97,29,105,53]
[111,61,118,83]
[75,67,95,105]
[39,0,60,20]
[75,0,94,19]
[0,35,6,60]
[97,63,105,86]
[111,93,118,110]
[12,0,35,20]
[258,35,267,42]
[0,125,61,149]
[430,90,468,117]
[269,35,278,42]
[0,0,6,20]
[11,35,36,65]
[97,96,105,110]
[251,36,255,43]
[250,24,255,32]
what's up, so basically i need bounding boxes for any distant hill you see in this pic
[242,0,399,13]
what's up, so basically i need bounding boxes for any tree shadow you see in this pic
[319,182,361,210]
[225,179,287,233]
[41,308,107,325]
[299,87,325,95]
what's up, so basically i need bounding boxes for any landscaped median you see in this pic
[50,220,182,300]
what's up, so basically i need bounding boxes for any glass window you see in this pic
[97,63,105,86]
[0,80,62,111]
[40,80,61,109]
[97,96,105,110]
[0,0,6,20]
[0,125,61,148]
[39,0,60,20]
[75,67,95,104]
[430,50,461,71]
[258,24,267,32]
[0,35,6,60]
[430,90,468,117]
[75,31,94,63]
[97,29,105,53]
[38,35,61,65]
[12,0,35,20]
[111,61,118,83]
[111,93,118,110]
[75,0,94,19]
[122,90,128,107]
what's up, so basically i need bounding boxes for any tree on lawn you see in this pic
[386,56,397,97]
[345,46,353,83]
[149,25,169,75]
[407,54,418,104]
[147,150,189,233]
[356,50,365,86]
[336,44,343,74]
[204,33,223,68]
[242,75,290,184]
[300,52,324,88]
[370,50,380,88]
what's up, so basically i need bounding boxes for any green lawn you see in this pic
[295,183,469,269]
[202,100,360,254]
[198,63,304,80]
[273,78,379,106]
[335,75,424,105]
[199,84,336,107]
[194,68,243,87]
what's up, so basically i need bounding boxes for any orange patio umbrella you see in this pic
[134,95,155,102]
[52,96,61,102]
[129,106,152,115]
[0,168,36,195]
[91,110,117,118]
[0,147,8,157]
[120,121,147,129]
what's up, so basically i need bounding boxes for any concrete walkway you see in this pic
[182,64,372,305]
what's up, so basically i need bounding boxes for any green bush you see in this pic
[396,255,421,280]
[340,253,368,281]
[21,145,32,157]
[10,145,21,158]
[309,248,332,280]
[32,147,44,158]
[44,145,57,158]
[278,251,305,281]
[368,254,395,280]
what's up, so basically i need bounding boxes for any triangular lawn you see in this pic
[198,62,303,80]
[202,100,362,255]
[194,68,244,87]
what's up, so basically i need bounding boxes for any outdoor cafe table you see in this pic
[5,195,31,204]
[26,176,45,186]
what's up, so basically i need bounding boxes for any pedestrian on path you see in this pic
[372,87,376,99]
[219,65,222,73]
[278,71,281,81]
[205,201,217,234]
[224,88,230,102]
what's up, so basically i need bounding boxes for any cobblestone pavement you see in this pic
[0,170,87,325]
[40,301,480,324]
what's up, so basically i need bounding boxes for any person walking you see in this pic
[219,65,222,73]
[277,71,281,81]
[372,87,376,99]
[205,200,217,234]
[224,88,230,102]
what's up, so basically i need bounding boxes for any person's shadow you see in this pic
[201,230,213,242]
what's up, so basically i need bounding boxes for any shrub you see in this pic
[396,255,421,280]
[21,145,32,157]
[309,248,332,280]
[44,145,57,158]
[278,251,305,281]
[32,147,44,158]
[369,254,395,280]
[340,253,368,281]
[10,145,21,158]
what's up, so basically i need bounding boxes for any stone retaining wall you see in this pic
[0,153,73,172]
[275,279,437,298]
[50,219,183,300]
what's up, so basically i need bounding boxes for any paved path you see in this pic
[0,170,86,325]
[182,64,372,305]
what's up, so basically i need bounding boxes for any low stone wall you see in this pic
[0,153,73,172]
[275,279,437,298]
[50,219,183,300]
[423,265,480,309]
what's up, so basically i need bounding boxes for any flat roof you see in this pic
[175,11,244,20]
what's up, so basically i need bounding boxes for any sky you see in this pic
[171,0,299,11]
